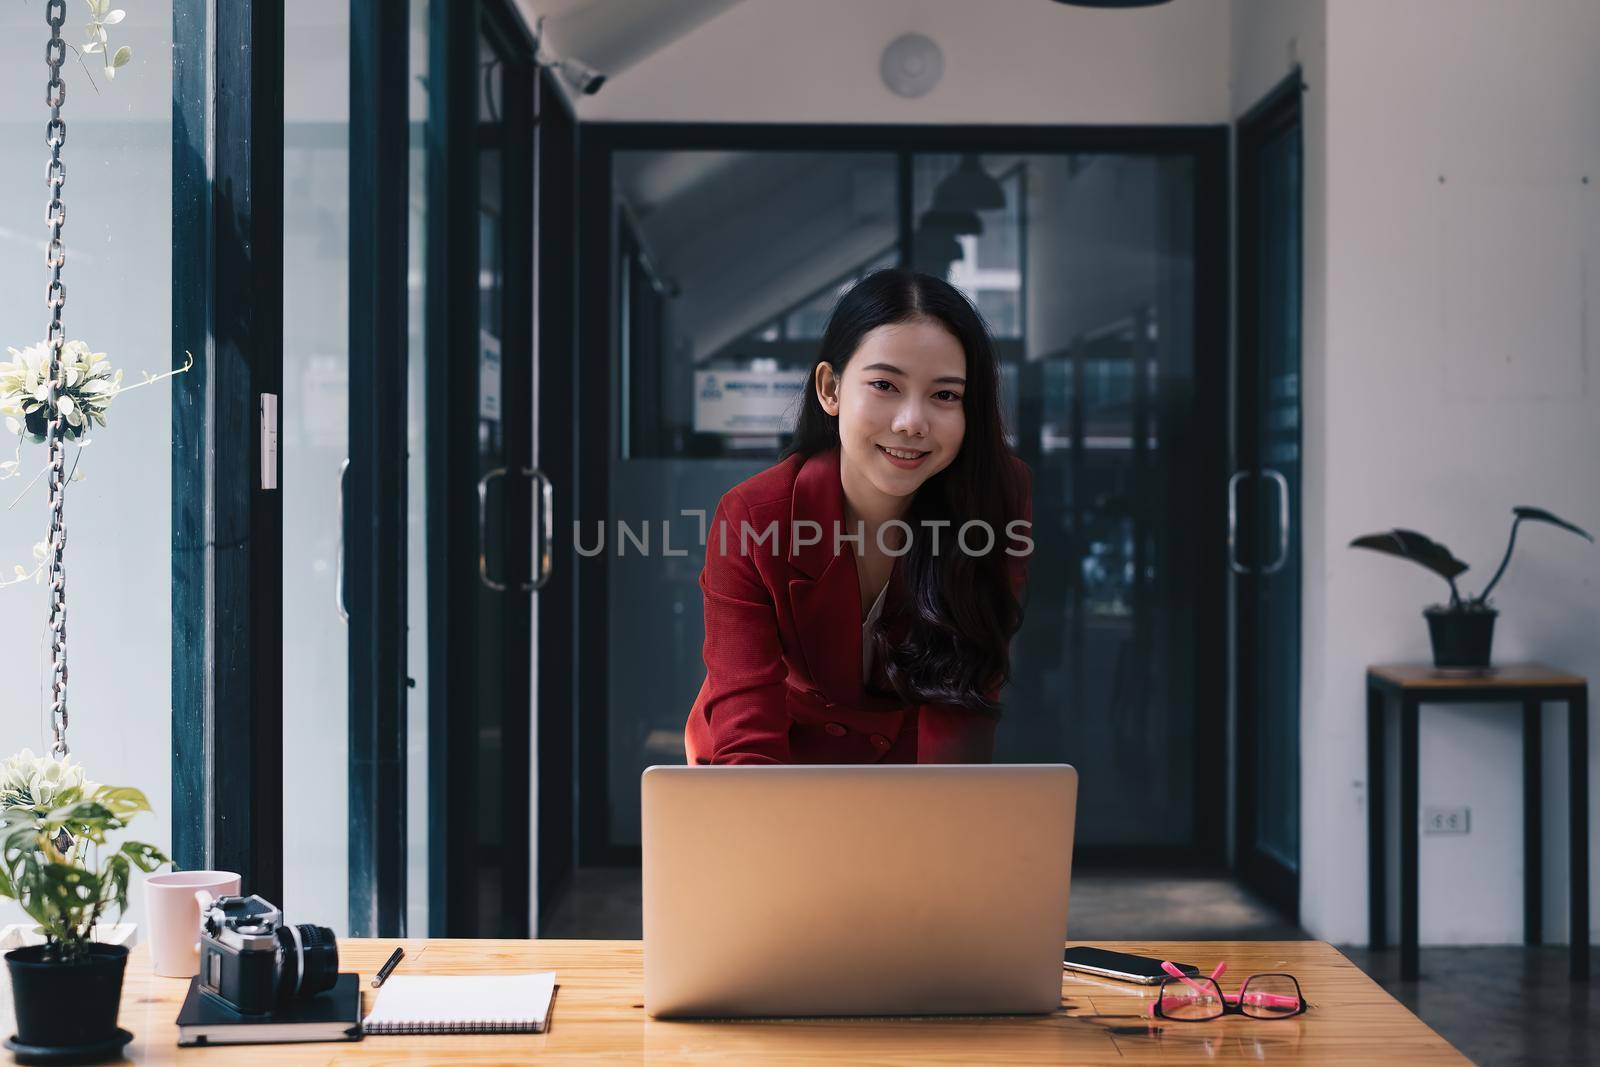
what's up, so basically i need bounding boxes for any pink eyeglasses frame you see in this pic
[1146,959,1309,1021]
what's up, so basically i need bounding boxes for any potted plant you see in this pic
[0,749,166,1058]
[1350,507,1594,669]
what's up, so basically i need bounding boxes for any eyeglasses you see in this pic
[1147,960,1307,1021]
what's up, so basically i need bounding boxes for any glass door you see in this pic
[1234,77,1304,916]
[285,0,543,938]
[427,0,541,937]
[563,133,1228,930]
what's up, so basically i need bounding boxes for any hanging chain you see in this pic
[43,0,70,759]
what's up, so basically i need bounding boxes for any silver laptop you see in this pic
[642,763,1077,1018]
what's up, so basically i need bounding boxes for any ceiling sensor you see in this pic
[880,34,944,99]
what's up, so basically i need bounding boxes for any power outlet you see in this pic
[1423,806,1471,834]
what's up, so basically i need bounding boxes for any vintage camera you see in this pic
[197,894,339,1015]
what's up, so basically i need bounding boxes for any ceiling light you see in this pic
[920,207,984,237]
[933,154,1005,213]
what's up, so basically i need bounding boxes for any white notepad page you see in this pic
[363,972,557,1034]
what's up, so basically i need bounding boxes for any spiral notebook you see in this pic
[362,972,557,1035]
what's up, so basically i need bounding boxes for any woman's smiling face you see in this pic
[815,318,968,503]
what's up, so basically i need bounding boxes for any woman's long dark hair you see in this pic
[784,268,1027,717]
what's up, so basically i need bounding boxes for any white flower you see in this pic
[0,748,94,812]
[0,340,120,444]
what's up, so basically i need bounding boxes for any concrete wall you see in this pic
[1286,0,1597,946]
[538,0,1231,125]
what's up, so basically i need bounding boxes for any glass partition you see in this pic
[911,152,1201,847]
[605,150,898,845]
[597,146,1209,861]
[282,0,351,932]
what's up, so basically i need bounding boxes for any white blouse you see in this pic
[861,579,890,679]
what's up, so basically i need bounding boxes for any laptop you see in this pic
[642,763,1077,1018]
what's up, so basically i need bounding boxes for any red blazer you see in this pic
[684,446,1030,765]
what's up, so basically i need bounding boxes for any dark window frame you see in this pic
[171,0,286,904]
[346,0,413,936]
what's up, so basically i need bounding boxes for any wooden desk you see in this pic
[1366,663,1590,981]
[8,938,1466,1064]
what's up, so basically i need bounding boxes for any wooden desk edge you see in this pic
[98,938,1469,1065]
[1368,662,1587,690]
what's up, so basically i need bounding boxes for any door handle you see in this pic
[336,458,350,621]
[1227,470,1250,575]
[1260,468,1291,575]
[478,467,508,591]
[521,466,554,592]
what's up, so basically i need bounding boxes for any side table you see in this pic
[1366,663,1589,980]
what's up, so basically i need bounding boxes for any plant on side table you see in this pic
[1349,506,1594,669]
[0,749,167,1060]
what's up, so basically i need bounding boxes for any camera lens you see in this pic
[273,923,339,1002]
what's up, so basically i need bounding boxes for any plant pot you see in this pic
[1423,606,1497,669]
[5,943,128,1048]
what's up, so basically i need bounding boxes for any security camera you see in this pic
[534,16,607,97]
[557,57,606,96]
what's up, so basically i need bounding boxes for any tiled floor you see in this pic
[1336,945,1597,1067]
[544,867,1598,1065]
[540,866,1308,942]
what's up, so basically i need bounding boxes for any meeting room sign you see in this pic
[693,369,807,435]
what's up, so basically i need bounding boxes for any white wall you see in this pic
[1273,0,1600,946]
[542,0,1231,125]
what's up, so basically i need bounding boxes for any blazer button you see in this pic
[825,722,848,737]
[870,734,891,750]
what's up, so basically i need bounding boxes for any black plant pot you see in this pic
[5,943,128,1048]
[1423,606,1497,669]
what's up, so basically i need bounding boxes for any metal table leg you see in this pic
[1524,699,1542,946]
[1400,694,1419,980]
[1368,683,1386,948]
[1570,689,1590,981]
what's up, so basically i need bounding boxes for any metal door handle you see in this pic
[1261,468,1291,575]
[478,467,508,591]
[1227,470,1250,575]
[336,459,350,621]
[522,466,554,592]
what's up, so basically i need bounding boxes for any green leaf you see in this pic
[92,785,152,815]
[104,853,131,918]
[1348,528,1470,582]
[119,840,167,874]
[1511,506,1595,543]
[111,46,131,69]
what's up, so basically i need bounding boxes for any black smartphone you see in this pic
[1062,946,1199,985]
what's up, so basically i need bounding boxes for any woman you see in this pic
[685,269,1032,765]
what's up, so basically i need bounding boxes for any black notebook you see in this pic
[175,973,363,1046]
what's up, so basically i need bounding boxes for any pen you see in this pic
[371,946,405,988]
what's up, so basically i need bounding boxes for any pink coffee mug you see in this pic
[145,870,240,977]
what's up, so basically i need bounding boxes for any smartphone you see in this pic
[1062,946,1199,985]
